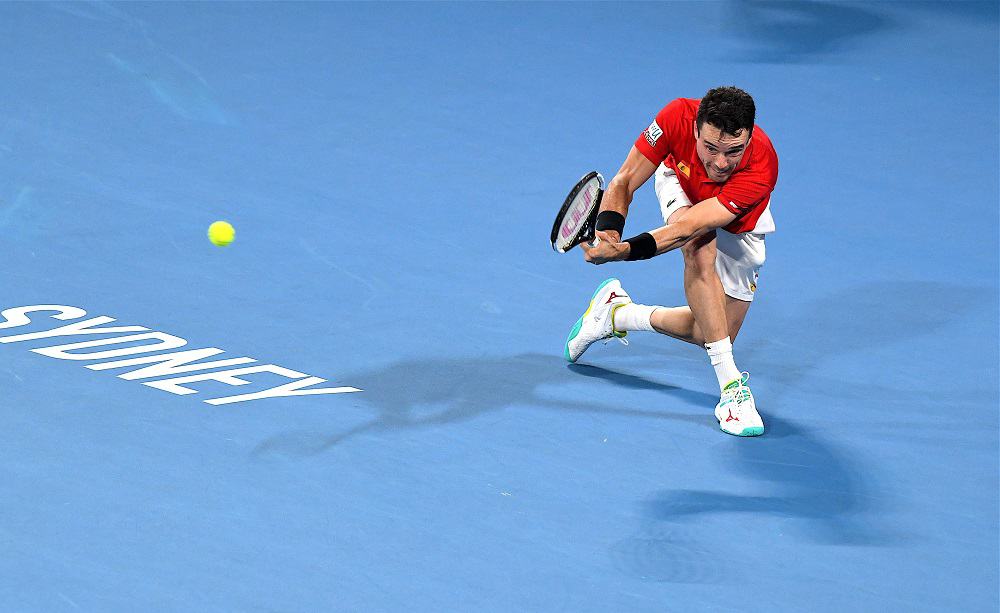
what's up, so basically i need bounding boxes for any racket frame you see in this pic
[550,171,605,253]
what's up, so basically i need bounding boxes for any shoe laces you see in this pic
[721,372,751,405]
[603,335,628,347]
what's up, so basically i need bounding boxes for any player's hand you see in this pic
[600,230,621,243]
[581,230,629,265]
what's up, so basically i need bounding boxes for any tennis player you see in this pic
[565,86,778,437]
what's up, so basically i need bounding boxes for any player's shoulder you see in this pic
[658,97,700,121]
[749,124,778,166]
[734,124,778,186]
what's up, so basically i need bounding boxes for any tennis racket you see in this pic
[550,171,604,253]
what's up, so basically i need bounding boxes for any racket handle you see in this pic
[587,235,601,248]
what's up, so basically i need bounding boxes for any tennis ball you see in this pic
[208,221,235,247]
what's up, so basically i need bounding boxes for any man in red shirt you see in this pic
[564,86,778,436]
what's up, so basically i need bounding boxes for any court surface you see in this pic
[1,2,997,611]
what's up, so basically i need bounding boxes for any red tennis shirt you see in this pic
[634,98,778,234]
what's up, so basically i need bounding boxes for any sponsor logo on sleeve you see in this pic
[644,121,663,146]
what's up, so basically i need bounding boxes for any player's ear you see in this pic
[692,120,699,140]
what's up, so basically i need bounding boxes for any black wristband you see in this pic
[624,233,657,261]
[595,210,626,236]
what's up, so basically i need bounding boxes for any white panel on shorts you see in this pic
[654,164,693,225]
[653,163,767,302]
[714,230,765,302]
[752,203,776,234]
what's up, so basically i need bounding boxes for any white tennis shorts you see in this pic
[654,165,767,302]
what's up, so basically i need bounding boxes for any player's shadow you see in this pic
[726,1,997,64]
[739,280,984,400]
[253,353,718,458]
[903,1,999,23]
[646,415,895,545]
[724,0,893,63]
[700,280,982,531]
[613,415,900,583]
[566,363,716,407]
[608,280,975,582]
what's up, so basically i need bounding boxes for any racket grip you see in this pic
[587,235,601,248]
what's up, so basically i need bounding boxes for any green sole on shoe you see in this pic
[720,425,765,437]
[564,278,617,362]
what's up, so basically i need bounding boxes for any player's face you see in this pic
[694,122,750,182]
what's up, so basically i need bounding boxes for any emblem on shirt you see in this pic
[644,121,663,146]
[676,160,691,178]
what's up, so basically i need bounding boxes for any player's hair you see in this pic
[696,86,755,138]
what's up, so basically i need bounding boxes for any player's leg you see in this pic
[674,230,762,434]
[678,234,763,436]
[627,188,765,436]
[608,189,757,350]
[617,192,727,345]
[708,230,766,436]
[648,295,751,346]
[580,272,752,351]
[679,230,730,348]
[567,165,687,362]
[609,166,699,340]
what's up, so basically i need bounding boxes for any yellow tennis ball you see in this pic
[208,221,235,247]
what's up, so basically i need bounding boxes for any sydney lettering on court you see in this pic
[0,305,361,405]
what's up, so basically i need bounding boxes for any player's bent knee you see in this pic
[681,245,709,265]
[681,240,716,272]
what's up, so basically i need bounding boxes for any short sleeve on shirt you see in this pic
[634,98,688,165]
[717,148,778,214]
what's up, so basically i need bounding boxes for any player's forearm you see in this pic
[620,219,703,260]
[649,220,704,256]
[597,179,633,241]
[601,177,633,217]
[620,197,736,261]
[598,148,658,242]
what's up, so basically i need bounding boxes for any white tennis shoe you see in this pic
[565,278,631,362]
[714,373,764,436]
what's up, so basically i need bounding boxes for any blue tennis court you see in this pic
[1,2,997,611]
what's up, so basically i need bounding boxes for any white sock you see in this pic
[705,336,742,390]
[612,303,658,332]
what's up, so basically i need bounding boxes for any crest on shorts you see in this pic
[676,160,691,178]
